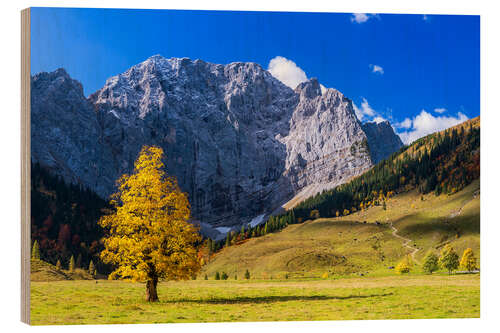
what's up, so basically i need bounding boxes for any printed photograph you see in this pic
[28,8,480,324]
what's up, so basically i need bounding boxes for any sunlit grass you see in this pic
[202,180,479,278]
[30,274,479,325]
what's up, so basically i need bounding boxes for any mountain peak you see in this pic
[295,78,322,98]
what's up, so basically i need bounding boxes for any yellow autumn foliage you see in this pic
[459,248,478,272]
[99,146,201,285]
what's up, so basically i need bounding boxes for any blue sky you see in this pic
[30,8,479,143]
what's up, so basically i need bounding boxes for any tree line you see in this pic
[31,161,110,275]
[397,245,478,275]
[293,121,480,221]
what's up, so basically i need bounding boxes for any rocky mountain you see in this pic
[31,69,115,195]
[362,121,404,163]
[31,55,403,234]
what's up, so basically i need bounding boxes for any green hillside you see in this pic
[201,180,479,279]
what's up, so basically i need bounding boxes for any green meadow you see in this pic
[30,181,480,324]
[31,274,479,325]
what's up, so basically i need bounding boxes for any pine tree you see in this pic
[56,259,62,270]
[225,233,230,247]
[76,253,82,269]
[207,238,213,254]
[204,274,208,280]
[439,244,459,274]
[215,271,220,280]
[244,269,250,280]
[459,248,478,272]
[31,240,40,260]
[422,251,439,274]
[88,260,96,277]
[69,255,75,272]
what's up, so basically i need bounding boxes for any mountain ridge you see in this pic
[31,55,403,233]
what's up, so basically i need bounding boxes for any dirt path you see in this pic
[390,188,480,264]
[389,222,421,264]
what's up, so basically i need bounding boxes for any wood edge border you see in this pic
[21,7,31,325]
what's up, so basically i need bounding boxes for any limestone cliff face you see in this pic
[362,121,404,164]
[30,69,115,195]
[31,55,403,231]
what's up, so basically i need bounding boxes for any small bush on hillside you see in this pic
[310,210,320,220]
[215,272,220,280]
[221,272,228,280]
[244,269,250,280]
[396,255,412,274]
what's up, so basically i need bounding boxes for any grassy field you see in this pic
[201,180,479,279]
[30,181,480,324]
[31,274,479,325]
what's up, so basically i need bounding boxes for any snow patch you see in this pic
[215,227,232,234]
[249,214,266,228]
[109,110,120,119]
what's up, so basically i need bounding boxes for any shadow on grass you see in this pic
[395,212,479,238]
[163,293,394,304]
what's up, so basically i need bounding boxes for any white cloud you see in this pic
[369,64,384,75]
[372,116,387,124]
[351,13,370,23]
[267,56,308,89]
[397,117,412,129]
[434,108,447,114]
[353,98,376,121]
[397,110,469,144]
[351,13,380,24]
[353,103,362,119]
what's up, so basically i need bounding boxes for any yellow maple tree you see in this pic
[99,146,201,302]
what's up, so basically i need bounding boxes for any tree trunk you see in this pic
[146,278,159,302]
